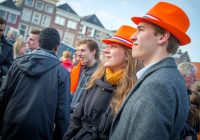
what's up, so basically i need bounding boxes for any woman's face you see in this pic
[103,43,126,72]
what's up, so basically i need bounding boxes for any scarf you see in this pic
[105,68,124,85]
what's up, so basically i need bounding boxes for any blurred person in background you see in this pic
[0,17,13,87]
[61,50,73,72]
[178,62,199,140]
[13,38,26,59]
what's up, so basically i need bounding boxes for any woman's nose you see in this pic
[103,46,110,54]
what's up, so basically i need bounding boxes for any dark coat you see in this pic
[71,62,98,111]
[63,77,115,140]
[0,49,71,140]
[110,57,189,140]
[0,35,13,86]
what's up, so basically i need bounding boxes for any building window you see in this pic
[67,20,77,30]
[55,16,66,26]
[79,25,87,34]
[21,8,32,22]
[90,29,96,37]
[25,0,35,7]
[19,23,28,37]
[94,30,101,39]
[35,1,44,10]
[44,4,54,14]
[41,15,51,27]
[63,32,75,46]
[31,12,41,25]
[57,29,63,39]
[0,10,7,20]
[7,13,17,24]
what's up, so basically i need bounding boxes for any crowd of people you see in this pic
[0,1,200,140]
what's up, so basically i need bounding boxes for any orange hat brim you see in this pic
[131,17,191,46]
[102,38,132,48]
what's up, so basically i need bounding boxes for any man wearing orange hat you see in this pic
[110,2,190,140]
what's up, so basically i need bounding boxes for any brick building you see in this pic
[0,0,113,50]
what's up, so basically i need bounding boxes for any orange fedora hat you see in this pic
[102,25,136,48]
[131,2,191,46]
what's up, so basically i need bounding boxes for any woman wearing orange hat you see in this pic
[63,25,138,140]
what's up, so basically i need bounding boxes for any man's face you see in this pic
[131,22,161,65]
[76,44,96,67]
[27,33,39,50]
[0,24,5,38]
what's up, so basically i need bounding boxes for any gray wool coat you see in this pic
[110,57,189,140]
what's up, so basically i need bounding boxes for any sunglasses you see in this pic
[0,28,4,32]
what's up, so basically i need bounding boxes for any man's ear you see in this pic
[53,45,58,53]
[158,31,170,44]
[91,49,96,56]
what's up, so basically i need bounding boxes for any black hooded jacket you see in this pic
[0,49,71,140]
[0,35,13,86]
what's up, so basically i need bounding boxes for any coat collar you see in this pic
[113,57,177,121]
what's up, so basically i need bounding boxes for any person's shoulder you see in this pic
[3,38,13,48]
[58,63,70,75]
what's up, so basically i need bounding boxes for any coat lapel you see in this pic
[112,57,177,127]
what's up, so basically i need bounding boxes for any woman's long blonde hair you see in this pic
[87,45,138,115]
[13,38,25,58]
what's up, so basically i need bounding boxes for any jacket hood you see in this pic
[15,49,60,76]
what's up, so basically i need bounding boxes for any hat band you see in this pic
[143,14,161,21]
[112,36,132,45]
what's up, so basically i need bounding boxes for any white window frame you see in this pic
[25,0,35,7]
[7,13,17,24]
[0,10,7,20]
[35,0,44,10]
[79,25,87,34]
[90,29,96,37]
[41,15,51,27]
[67,20,77,30]
[44,4,54,14]
[57,29,63,39]
[63,32,75,46]
[19,23,28,37]
[21,8,32,22]
[54,16,66,26]
[31,11,42,25]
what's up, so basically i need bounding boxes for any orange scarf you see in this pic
[105,68,124,85]
[70,62,81,93]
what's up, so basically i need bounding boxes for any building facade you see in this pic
[0,0,21,35]
[0,0,114,51]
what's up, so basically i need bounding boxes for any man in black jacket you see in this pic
[0,28,71,140]
[0,17,13,87]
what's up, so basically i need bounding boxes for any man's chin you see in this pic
[80,61,87,66]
